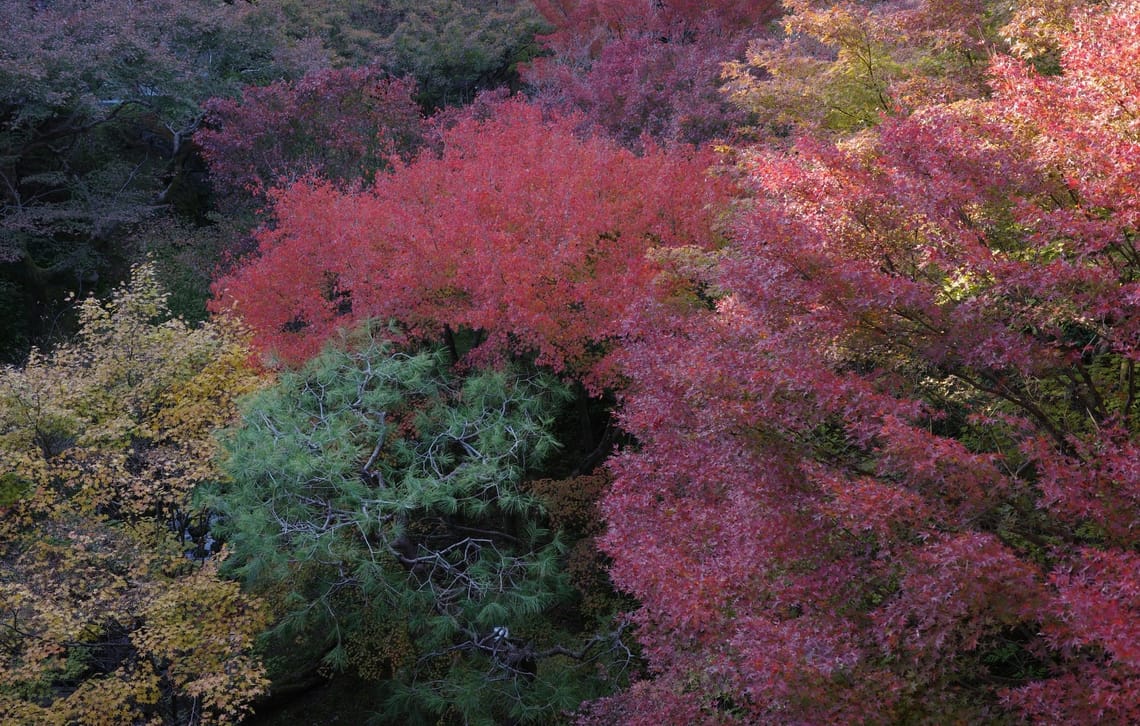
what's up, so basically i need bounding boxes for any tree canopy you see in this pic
[212,99,731,390]
[0,264,268,724]
[211,331,630,723]
[525,0,783,147]
[3,1,1139,723]
[592,1,1140,720]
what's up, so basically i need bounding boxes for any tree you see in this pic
[210,329,632,723]
[211,99,731,390]
[591,0,1140,721]
[0,264,269,724]
[266,0,546,109]
[0,0,320,357]
[378,0,550,109]
[196,68,426,201]
[523,0,783,147]
[722,0,1013,138]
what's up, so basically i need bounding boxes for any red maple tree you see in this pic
[593,1,1140,721]
[211,100,731,389]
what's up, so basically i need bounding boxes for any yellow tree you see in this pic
[0,264,269,725]
[722,0,1025,137]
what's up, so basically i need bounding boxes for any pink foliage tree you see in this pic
[594,1,1140,721]
[524,0,782,147]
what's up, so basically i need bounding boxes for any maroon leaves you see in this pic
[525,0,782,147]
[196,68,425,199]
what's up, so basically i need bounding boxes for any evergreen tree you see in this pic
[211,329,630,723]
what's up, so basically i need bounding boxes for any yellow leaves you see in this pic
[0,350,81,460]
[57,665,163,726]
[132,558,271,723]
[782,0,873,50]
[0,264,271,722]
[646,244,727,311]
[0,525,270,723]
[152,320,266,446]
[1002,0,1082,61]
[723,1,899,132]
[40,266,258,446]
[1,265,268,519]
[724,0,1003,138]
[344,606,415,681]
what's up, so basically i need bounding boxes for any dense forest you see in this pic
[2,0,1139,723]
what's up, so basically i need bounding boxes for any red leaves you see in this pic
[213,100,730,389]
[1024,428,1140,547]
[874,533,1043,661]
[1052,548,1140,668]
[205,3,1140,720]
[992,0,1140,231]
[1004,549,1140,724]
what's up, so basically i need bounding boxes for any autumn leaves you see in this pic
[3,1,1140,723]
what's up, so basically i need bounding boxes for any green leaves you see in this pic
[381,0,548,108]
[215,329,622,721]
